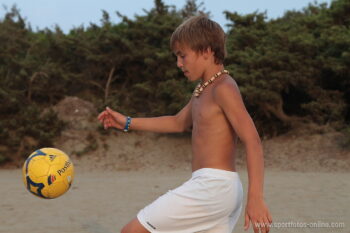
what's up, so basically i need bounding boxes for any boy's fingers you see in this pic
[97,112,104,120]
[244,213,250,230]
[106,107,117,117]
[262,220,270,233]
[249,218,260,233]
[106,119,111,129]
[252,222,259,233]
[98,111,107,121]
[263,217,271,233]
[268,212,273,223]
[98,116,105,124]
[99,112,116,125]
[106,108,112,115]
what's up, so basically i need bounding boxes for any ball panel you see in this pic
[24,149,47,175]
[25,175,48,198]
[28,158,51,178]
[47,180,70,198]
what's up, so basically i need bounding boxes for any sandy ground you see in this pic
[0,168,349,233]
[1,98,349,233]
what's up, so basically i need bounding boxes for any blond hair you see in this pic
[170,15,226,64]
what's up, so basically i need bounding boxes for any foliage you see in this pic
[0,0,349,163]
[224,0,349,134]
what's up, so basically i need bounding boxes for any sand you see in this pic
[0,168,349,233]
[1,98,349,233]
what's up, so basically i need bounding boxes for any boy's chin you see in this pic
[186,75,200,82]
[187,77,196,82]
[192,78,201,82]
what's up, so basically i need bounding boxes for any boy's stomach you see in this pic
[191,137,237,172]
[191,123,238,172]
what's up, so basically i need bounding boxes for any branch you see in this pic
[88,80,105,92]
[263,98,304,126]
[27,71,48,102]
[104,66,116,103]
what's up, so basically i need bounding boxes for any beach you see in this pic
[1,104,349,233]
[0,168,349,233]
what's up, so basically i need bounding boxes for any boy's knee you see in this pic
[120,225,129,233]
[121,218,149,233]
[121,224,135,233]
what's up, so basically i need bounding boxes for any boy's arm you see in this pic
[213,80,272,232]
[98,98,192,133]
[129,98,193,133]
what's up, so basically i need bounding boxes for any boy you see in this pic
[98,15,272,233]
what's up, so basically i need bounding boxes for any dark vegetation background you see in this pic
[0,0,349,164]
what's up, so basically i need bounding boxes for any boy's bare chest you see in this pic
[191,93,221,124]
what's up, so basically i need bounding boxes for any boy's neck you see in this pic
[200,64,225,83]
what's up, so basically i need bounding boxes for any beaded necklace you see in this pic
[193,69,229,97]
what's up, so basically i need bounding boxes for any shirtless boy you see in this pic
[98,15,272,233]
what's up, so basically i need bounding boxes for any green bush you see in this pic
[1,0,350,164]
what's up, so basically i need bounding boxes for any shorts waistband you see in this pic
[192,168,239,179]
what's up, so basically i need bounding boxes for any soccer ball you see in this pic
[22,148,74,199]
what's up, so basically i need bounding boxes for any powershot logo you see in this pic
[57,160,71,176]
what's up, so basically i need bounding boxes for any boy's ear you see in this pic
[202,47,214,60]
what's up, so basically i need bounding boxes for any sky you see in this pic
[0,0,332,33]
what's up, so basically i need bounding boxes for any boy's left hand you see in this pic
[244,198,272,233]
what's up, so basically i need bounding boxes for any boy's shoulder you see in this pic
[209,75,247,117]
[212,75,240,99]
[209,75,244,110]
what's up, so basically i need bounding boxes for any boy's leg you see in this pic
[121,218,150,233]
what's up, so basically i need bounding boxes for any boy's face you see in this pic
[173,43,207,82]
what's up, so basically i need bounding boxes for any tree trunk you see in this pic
[27,72,48,103]
[264,98,305,126]
[104,66,116,104]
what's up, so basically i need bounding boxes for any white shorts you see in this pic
[137,168,243,233]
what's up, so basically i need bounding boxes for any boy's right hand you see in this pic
[98,107,126,130]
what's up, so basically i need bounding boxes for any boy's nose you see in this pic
[177,59,183,68]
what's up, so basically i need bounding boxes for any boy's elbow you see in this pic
[173,115,189,133]
[242,135,262,150]
[175,122,187,133]
[180,125,192,133]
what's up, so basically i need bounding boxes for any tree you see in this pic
[224,0,348,135]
